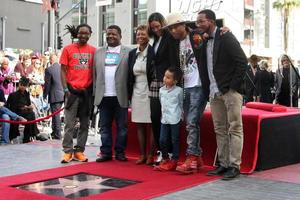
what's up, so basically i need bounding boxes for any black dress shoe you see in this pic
[50,134,61,140]
[207,166,228,176]
[51,132,61,140]
[96,155,112,162]
[36,134,48,141]
[222,167,240,180]
[115,154,128,161]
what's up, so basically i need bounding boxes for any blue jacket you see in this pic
[159,85,183,124]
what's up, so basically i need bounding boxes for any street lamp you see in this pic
[1,16,7,49]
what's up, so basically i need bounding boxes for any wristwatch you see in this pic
[64,87,69,92]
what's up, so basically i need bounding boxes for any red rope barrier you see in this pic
[0,107,64,125]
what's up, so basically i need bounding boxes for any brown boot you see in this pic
[135,155,146,164]
[198,156,204,168]
[176,155,201,174]
[146,155,154,165]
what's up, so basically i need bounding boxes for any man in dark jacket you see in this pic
[166,13,209,174]
[197,9,247,180]
[244,54,260,103]
[43,53,64,139]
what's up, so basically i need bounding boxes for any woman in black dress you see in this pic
[254,60,274,103]
[274,54,299,107]
[146,12,173,164]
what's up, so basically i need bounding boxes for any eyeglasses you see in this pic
[195,20,209,27]
[78,32,90,36]
[35,62,41,65]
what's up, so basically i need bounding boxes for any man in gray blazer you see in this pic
[93,25,131,162]
[43,53,64,139]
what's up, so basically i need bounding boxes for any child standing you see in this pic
[155,67,183,171]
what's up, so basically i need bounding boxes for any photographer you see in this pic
[6,77,42,143]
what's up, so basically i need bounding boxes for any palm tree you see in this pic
[273,0,300,53]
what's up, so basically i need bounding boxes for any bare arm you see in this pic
[61,64,70,96]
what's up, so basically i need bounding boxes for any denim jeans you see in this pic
[0,107,19,144]
[183,86,207,156]
[160,122,181,160]
[99,97,128,156]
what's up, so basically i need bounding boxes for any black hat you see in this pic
[19,76,30,86]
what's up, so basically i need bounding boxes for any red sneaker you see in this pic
[154,159,168,171]
[155,159,178,171]
[176,155,202,174]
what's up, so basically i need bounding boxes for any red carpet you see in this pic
[0,161,218,200]
[125,106,300,174]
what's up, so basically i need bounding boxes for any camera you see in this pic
[3,78,12,85]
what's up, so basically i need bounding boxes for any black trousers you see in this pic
[10,110,39,143]
[150,97,161,150]
[50,102,63,138]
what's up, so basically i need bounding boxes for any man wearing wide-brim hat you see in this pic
[160,12,210,174]
[164,13,187,27]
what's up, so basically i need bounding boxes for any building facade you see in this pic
[0,0,48,52]
[1,0,299,68]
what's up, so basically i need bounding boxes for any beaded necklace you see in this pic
[179,48,187,100]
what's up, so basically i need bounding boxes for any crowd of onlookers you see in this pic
[244,54,299,107]
[0,49,63,144]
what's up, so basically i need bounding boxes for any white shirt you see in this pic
[179,35,201,88]
[104,45,121,96]
[154,36,162,54]
[206,27,220,98]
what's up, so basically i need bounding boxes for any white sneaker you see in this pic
[155,151,162,165]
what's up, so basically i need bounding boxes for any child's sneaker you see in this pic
[154,159,168,171]
[154,151,162,165]
[73,152,88,162]
[154,159,177,171]
[159,159,178,171]
[61,153,73,163]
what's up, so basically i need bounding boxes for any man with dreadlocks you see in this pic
[60,23,96,163]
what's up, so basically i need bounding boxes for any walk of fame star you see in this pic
[15,173,138,199]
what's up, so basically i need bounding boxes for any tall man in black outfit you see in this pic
[244,54,260,103]
[196,9,247,180]
[43,54,64,139]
